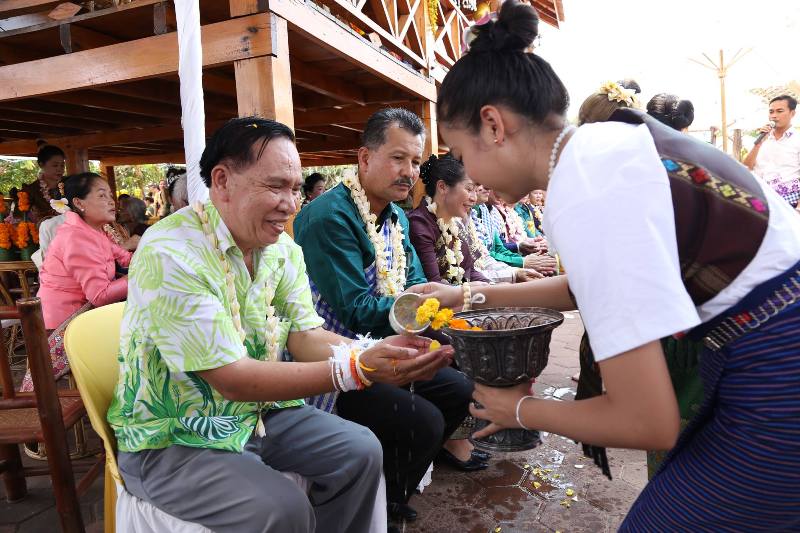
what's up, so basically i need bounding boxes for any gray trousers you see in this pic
[118,405,383,533]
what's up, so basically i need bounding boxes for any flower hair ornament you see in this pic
[50,198,70,214]
[599,81,638,108]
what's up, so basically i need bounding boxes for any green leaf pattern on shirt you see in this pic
[107,202,324,453]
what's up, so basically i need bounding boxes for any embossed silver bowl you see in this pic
[444,307,564,452]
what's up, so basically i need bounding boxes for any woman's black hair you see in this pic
[617,79,642,94]
[62,172,105,213]
[199,117,295,187]
[646,93,695,131]
[437,0,569,132]
[302,172,325,195]
[37,144,65,166]
[419,153,466,198]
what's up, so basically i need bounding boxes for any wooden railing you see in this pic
[312,0,472,80]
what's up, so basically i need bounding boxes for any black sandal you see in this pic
[437,448,489,471]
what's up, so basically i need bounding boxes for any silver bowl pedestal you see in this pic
[444,307,564,452]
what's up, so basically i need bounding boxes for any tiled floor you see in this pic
[2,312,646,532]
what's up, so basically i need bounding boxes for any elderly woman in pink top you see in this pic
[21,172,131,392]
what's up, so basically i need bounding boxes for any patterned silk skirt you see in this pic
[622,271,800,531]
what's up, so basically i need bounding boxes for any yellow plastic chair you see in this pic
[64,302,125,533]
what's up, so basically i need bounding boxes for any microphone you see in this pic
[755,121,776,145]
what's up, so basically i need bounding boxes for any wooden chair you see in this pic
[0,297,103,533]
[0,260,38,369]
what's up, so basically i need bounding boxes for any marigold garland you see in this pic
[428,0,439,29]
[16,191,30,213]
[0,223,12,250]
[0,195,6,215]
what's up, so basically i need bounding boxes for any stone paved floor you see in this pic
[402,313,647,533]
[1,312,646,532]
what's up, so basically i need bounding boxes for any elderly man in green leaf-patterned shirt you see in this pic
[106,118,452,533]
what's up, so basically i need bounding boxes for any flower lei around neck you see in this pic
[501,204,526,241]
[342,173,407,296]
[103,224,125,245]
[425,196,465,284]
[193,202,280,359]
[465,217,490,271]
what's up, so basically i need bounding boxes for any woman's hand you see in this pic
[470,382,533,438]
[405,282,463,309]
[514,268,543,283]
[360,335,454,386]
[523,254,557,274]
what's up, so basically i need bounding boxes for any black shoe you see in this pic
[388,502,418,522]
[437,448,489,472]
[471,449,492,461]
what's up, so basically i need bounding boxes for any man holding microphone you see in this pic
[744,95,800,209]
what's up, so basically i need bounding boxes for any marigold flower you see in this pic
[430,308,454,330]
[16,191,30,212]
[415,298,440,325]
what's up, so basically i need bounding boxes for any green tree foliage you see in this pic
[0,159,38,194]
[114,164,177,198]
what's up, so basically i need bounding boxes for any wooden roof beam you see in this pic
[0,99,162,127]
[294,102,413,128]
[291,59,367,105]
[0,12,275,101]
[42,91,182,118]
[0,119,228,157]
[0,1,62,17]
[268,0,436,102]
[100,152,186,166]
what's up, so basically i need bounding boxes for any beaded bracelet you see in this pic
[462,282,472,311]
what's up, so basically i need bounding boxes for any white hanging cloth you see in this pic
[174,0,209,204]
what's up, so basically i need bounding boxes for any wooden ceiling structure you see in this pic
[0,0,564,175]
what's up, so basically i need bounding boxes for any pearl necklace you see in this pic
[425,196,465,284]
[343,173,407,296]
[192,202,279,358]
[548,124,574,181]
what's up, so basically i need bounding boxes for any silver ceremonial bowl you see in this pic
[444,307,564,452]
[389,293,429,336]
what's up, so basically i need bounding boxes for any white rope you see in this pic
[174,0,209,204]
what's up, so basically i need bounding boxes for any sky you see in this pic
[536,0,800,144]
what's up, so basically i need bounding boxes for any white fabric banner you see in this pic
[174,0,209,204]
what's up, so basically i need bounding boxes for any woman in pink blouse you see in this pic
[21,172,131,392]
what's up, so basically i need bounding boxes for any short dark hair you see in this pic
[37,144,65,166]
[303,172,325,195]
[145,196,154,204]
[62,172,105,214]
[647,93,695,131]
[118,193,131,200]
[419,153,466,197]
[126,197,147,223]
[438,0,569,132]
[770,94,797,111]
[199,117,295,187]
[361,108,425,150]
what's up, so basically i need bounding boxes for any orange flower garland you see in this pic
[0,223,12,250]
[16,191,30,212]
[11,222,38,249]
[0,195,6,215]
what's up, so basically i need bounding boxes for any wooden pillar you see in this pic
[732,128,743,162]
[413,100,438,208]
[65,147,88,174]
[231,2,295,234]
[104,165,118,198]
[232,14,294,130]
